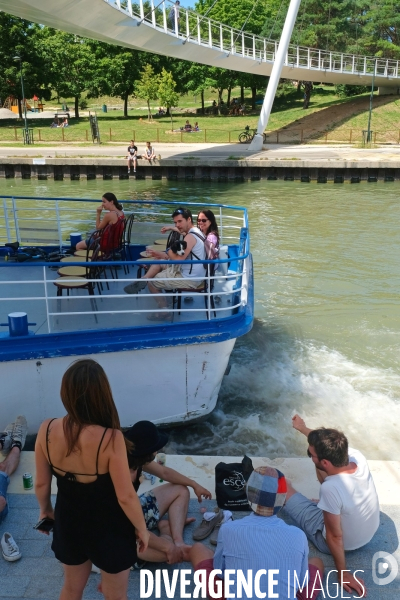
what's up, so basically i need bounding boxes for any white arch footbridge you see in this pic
[1,0,400,89]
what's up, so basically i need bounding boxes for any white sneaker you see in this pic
[0,422,14,455]
[1,532,22,562]
[11,416,27,450]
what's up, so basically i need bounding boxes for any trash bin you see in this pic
[102,104,107,113]
[362,130,373,144]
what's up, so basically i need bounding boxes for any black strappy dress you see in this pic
[46,419,137,573]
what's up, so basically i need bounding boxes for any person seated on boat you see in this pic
[75,192,124,251]
[123,207,206,321]
[184,466,324,600]
[197,209,219,259]
[0,416,28,563]
[142,142,156,162]
[283,415,378,598]
[124,421,211,567]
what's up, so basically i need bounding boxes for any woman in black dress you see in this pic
[35,359,149,600]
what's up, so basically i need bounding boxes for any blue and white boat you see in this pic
[0,196,253,433]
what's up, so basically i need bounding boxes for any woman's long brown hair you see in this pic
[60,359,128,456]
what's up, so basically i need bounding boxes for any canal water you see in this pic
[2,178,400,459]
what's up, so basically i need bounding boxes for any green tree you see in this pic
[157,68,179,127]
[37,29,95,118]
[0,14,52,118]
[86,42,142,117]
[195,0,271,35]
[135,64,159,120]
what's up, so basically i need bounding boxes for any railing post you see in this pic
[197,15,201,44]
[3,199,11,243]
[162,1,167,31]
[43,266,51,334]
[11,197,21,243]
[186,11,190,39]
[352,55,355,73]
[139,0,144,19]
[219,207,223,244]
[340,54,343,72]
[116,0,120,8]
[385,59,389,76]
[242,32,245,56]
[220,24,223,50]
[364,56,367,74]
[264,39,267,62]
[209,20,212,47]
[231,29,234,54]
[38,129,42,141]
[151,0,156,26]
[55,200,63,252]
[329,52,332,71]
[128,0,133,17]
[307,48,310,68]
[318,49,321,69]
[253,35,255,60]
[297,46,299,67]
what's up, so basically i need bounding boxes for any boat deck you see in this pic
[0,247,241,335]
[1,454,399,599]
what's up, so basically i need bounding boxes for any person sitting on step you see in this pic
[0,416,28,563]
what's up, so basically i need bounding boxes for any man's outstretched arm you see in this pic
[323,511,366,597]
[292,414,313,437]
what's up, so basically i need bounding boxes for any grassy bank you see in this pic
[0,87,366,144]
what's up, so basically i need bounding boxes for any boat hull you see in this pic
[1,338,236,434]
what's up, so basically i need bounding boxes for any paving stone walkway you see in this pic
[1,497,399,599]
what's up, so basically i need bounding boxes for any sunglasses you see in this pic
[197,218,208,223]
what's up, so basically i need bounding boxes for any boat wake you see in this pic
[167,319,400,459]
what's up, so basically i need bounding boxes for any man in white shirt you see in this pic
[284,415,379,598]
[124,207,205,319]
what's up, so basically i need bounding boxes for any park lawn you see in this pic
[334,97,400,131]
[0,87,372,144]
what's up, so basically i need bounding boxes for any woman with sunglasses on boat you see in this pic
[34,359,149,600]
[75,192,124,251]
[197,209,219,259]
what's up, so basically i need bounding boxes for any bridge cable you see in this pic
[181,0,224,45]
[136,0,173,26]
[225,0,262,57]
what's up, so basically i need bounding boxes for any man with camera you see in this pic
[124,207,205,320]
[0,416,28,562]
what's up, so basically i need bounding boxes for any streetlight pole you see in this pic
[13,55,31,144]
[366,58,377,145]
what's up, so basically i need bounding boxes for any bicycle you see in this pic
[238,126,267,143]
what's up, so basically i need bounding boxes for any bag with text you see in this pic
[215,455,254,511]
